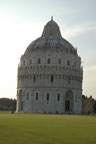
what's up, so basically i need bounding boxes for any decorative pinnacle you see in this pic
[51,16,53,21]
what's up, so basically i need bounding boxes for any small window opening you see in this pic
[30,59,32,64]
[47,58,51,64]
[57,94,60,101]
[47,93,49,101]
[67,60,70,66]
[59,59,61,64]
[27,93,29,100]
[33,75,36,83]
[51,75,54,83]
[38,58,41,64]
[68,77,71,84]
[36,93,38,100]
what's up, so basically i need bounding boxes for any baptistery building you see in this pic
[16,18,83,114]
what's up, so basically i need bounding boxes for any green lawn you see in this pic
[0,113,96,144]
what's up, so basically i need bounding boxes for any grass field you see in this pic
[0,113,96,144]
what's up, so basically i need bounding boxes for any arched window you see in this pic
[33,75,36,83]
[21,101,23,111]
[67,60,70,66]
[59,59,61,64]
[57,93,60,101]
[27,93,29,100]
[36,93,38,100]
[51,75,54,83]
[47,58,51,64]
[30,59,32,64]
[38,58,41,64]
[47,93,49,101]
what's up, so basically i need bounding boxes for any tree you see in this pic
[0,98,16,111]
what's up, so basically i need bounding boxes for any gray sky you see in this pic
[0,0,96,98]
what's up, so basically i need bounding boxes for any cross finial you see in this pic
[51,16,53,21]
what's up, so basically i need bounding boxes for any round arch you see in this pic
[65,90,74,113]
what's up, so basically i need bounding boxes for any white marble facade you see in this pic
[16,18,83,114]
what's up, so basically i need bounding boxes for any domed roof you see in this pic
[25,18,76,55]
[42,17,62,38]
[45,16,58,26]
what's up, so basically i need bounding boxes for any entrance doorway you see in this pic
[65,100,70,111]
[65,90,73,113]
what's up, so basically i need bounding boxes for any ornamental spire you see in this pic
[51,16,53,21]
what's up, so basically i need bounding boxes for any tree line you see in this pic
[0,98,16,111]
[0,96,96,114]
